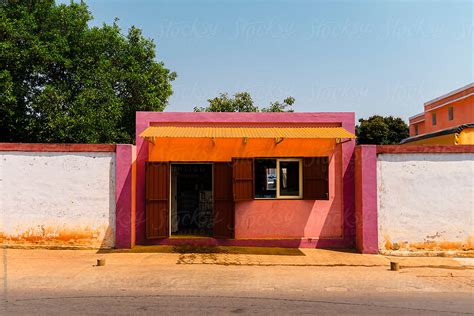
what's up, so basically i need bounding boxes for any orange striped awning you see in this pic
[140,126,355,141]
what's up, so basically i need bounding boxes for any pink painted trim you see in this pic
[115,144,135,249]
[139,237,349,249]
[355,145,378,254]
[135,112,356,247]
[149,122,342,127]
[377,145,474,154]
[138,111,354,123]
[0,143,115,152]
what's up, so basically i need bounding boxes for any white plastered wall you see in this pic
[377,153,474,253]
[0,151,116,248]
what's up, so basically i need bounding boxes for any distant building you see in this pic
[402,83,474,145]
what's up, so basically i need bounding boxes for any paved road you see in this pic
[5,290,474,315]
[2,249,473,315]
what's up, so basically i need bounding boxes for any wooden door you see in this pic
[213,162,234,238]
[232,158,254,201]
[146,162,169,238]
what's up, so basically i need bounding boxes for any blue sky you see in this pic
[60,0,472,120]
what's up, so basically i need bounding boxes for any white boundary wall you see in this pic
[1,151,116,248]
[377,153,474,253]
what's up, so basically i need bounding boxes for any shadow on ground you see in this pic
[98,245,310,256]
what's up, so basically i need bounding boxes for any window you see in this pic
[279,160,301,197]
[448,107,454,121]
[432,113,437,126]
[414,125,419,136]
[254,159,277,198]
[254,158,302,199]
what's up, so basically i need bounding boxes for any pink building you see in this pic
[123,112,358,249]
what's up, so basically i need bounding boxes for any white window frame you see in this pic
[254,158,303,199]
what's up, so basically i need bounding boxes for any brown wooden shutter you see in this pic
[303,157,329,200]
[213,162,234,238]
[145,162,169,238]
[232,158,254,201]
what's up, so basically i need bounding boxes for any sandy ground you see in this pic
[1,248,473,315]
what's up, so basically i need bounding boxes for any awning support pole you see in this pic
[336,138,353,145]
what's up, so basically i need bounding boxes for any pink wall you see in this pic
[115,144,136,249]
[234,144,343,239]
[134,112,355,248]
[354,145,378,254]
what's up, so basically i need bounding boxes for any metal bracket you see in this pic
[147,137,155,145]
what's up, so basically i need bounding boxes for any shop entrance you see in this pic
[170,164,213,236]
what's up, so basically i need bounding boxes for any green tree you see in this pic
[261,96,295,112]
[356,115,409,145]
[0,0,176,143]
[194,92,258,112]
[194,92,295,112]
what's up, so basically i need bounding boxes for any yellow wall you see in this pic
[148,138,337,162]
[405,134,457,145]
[403,128,474,145]
[458,128,474,144]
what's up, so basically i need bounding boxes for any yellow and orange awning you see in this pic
[140,126,355,143]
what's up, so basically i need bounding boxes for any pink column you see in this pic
[115,144,136,248]
[355,145,378,254]
[341,117,356,248]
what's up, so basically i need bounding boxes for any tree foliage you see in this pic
[356,115,409,145]
[0,0,176,143]
[194,92,295,112]
[262,96,295,112]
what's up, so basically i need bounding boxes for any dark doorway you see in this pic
[171,164,213,236]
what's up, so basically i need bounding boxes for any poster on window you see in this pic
[266,168,276,190]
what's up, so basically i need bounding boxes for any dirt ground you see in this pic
[1,247,473,315]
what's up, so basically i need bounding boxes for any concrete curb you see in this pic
[175,262,474,270]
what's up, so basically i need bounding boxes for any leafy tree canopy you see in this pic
[356,115,409,145]
[0,0,176,143]
[194,92,295,112]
